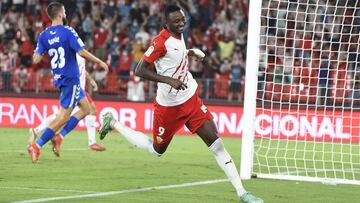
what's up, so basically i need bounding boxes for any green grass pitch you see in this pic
[0,127,359,202]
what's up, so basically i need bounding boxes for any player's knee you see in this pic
[81,105,91,115]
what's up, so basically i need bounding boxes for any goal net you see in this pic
[241,0,360,185]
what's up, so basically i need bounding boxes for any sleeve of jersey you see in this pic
[35,33,46,55]
[142,39,166,64]
[67,27,85,52]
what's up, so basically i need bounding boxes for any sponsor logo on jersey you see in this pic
[145,45,154,57]
[201,104,208,113]
[54,74,62,80]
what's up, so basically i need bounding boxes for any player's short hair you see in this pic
[164,4,181,20]
[46,2,64,20]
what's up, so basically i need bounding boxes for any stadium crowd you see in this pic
[0,0,248,102]
[258,0,360,106]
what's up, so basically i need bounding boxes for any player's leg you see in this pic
[196,121,245,193]
[27,106,73,163]
[59,97,90,138]
[85,94,106,151]
[150,102,187,154]
[196,121,263,203]
[51,84,90,156]
[51,92,90,156]
[28,84,88,162]
[99,112,161,156]
[187,95,263,203]
[29,113,57,141]
[99,102,184,156]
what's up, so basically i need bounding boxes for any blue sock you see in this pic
[36,128,55,148]
[59,116,80,138]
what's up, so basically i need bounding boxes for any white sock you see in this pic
[85,115,96,145]
[113,121,161,157]
[209,138,247,197]
[34,114,57,135]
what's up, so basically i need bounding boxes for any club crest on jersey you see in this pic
[156,136,163,143]
[145,45,154,57]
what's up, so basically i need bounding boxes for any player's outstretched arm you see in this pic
[135,58,187,90]
[85,71,98,92]
[78,49,109,73]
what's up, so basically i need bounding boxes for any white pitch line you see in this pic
[11,179,228,203]
[0,186,96,193]
[0,148,88,153]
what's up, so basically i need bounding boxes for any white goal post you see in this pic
[241,0,360,185]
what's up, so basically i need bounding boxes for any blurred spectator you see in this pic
[13,64,28,93]
[350,74,360,101]
[81,14,93,42]
[92,69,107,89]
[190,27,204,48]
[129,1,146,26]
[0,0,251,102]
[188,54,203,79]
[118,0,132,25]
[219,58,231,74]
[273,65,286,84]
[12,0,24,12]
[127,74,145,102]
[146,12,160,33]
[228,46,245,102]
[117,46,133,92]
[109,36,121,71]
[218,35,235,61]
[93,21,109,61]
[104,0,117,18]
[317,61,330,105]
[206,50,221,77]
[132,37,147,68]
[117,47,133,78]
[203,50,220,98]
[129,20,140,40]
[19,33,33,67]
[26,0,36,14]
[0,44,16,91]
[135,25,150,45]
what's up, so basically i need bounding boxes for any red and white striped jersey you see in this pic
[143,28,197,106]
[76,54,86,90]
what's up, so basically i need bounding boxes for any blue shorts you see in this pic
[59,84,85,109]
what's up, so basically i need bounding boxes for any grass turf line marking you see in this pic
[0,186,96,193]
[11,179,228,203]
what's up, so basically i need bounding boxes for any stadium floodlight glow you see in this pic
[241,0,360,185]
